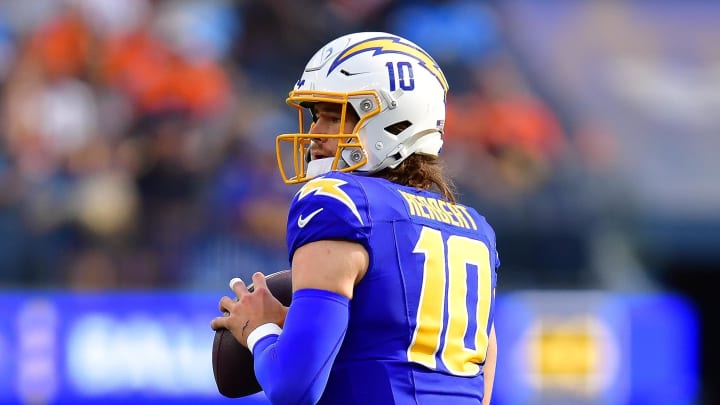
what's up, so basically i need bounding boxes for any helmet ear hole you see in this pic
[384,120,412,136]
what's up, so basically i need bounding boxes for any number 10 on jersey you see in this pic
[408,226,493,376]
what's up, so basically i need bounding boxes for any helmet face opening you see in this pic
[276,90,381,184]
[275,32,448,185]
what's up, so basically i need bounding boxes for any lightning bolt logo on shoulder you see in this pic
[296,178,363,225]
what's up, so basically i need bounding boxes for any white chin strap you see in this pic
[305,157,336,179]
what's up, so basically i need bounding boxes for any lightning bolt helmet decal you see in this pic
[327,36,449,93]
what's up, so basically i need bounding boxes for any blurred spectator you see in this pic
[444,51,568,203]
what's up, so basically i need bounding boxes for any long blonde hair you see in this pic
[375,154,457,204]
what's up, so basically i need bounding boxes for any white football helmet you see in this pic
[276,32,449,184]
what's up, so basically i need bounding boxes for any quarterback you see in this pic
[212,32,499,404]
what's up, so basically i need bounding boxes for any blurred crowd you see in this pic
[0,0,624,290]
[2,0,713,292]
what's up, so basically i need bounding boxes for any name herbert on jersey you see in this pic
[398,190,477,230]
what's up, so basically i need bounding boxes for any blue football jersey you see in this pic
[286,172,499,404]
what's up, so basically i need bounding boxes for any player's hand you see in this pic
[211,272,289,348]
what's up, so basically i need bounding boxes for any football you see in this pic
[212,269,293,398]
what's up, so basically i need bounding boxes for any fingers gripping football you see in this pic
[211,270,293,398]
[212,272,288,348]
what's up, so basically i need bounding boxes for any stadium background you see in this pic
[0,0,716,404]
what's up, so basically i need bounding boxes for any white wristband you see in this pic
[247,323,282,353]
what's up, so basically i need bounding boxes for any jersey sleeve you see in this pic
[286,174,371,262]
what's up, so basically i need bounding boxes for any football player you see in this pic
[212,31,499,404]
